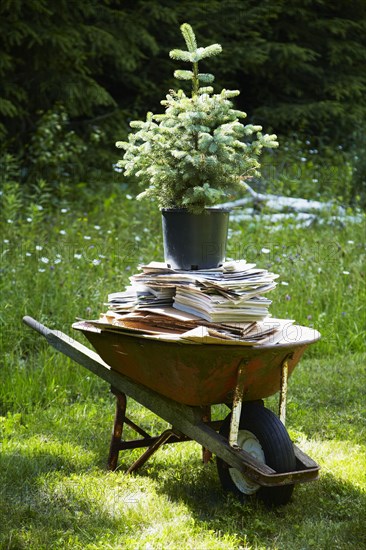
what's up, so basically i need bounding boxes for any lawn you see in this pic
[1,179,365,549]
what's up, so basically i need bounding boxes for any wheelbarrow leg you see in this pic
[108,387,152,470]
[202,406,212,463]
[108,388,127,471]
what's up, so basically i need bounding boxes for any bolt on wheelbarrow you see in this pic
[23,316,321,507]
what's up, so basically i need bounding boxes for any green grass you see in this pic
[1,179,365,549]
[1,354,365,549]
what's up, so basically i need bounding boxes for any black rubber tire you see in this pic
[217,402,296,507]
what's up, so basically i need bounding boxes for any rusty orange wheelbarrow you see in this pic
[23,316,321,507]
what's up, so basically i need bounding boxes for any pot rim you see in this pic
[161,207,231,213]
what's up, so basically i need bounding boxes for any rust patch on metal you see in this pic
[279,353,293,425]
[78,326,313,407]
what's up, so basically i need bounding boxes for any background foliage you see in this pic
[1,0,366,195]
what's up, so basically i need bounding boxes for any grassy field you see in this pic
[1,179,365,549]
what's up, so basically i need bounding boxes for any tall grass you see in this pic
[1,179,364,365]
[1,166,365,549]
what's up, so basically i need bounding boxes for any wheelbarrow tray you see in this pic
[73,321,320,406]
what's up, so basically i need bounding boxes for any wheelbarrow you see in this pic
[23,316,321,507]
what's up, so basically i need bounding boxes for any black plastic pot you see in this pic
[161,208,230,270]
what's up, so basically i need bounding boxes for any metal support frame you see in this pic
[201,406,213,463]
[279,354,293,425]
[229,361,248,447]
[108,387,219,472]
[126,429,176,474]
[108,389,128,471]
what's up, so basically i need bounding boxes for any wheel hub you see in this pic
[229,429,265,495]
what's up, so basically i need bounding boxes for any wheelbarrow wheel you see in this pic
[217,402,296,507]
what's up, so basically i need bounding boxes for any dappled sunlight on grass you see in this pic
[296,437,366,487]
[1,364,365,549]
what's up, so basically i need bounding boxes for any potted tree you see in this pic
[116,23,278,270]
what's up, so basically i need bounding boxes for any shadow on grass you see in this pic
[2,427,365,549]
[0,448,136,549]
[11,393,171,472]
[2,376,365,548]
[144,450,366,548]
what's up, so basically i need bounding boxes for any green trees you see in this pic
[191,0,366,140]
[1,0,365,176]
[245,0,366,139]
[0,0,159,153]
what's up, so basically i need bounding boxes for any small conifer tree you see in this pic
[116,23,278,214]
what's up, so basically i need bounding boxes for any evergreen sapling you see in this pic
[117,23,278,214]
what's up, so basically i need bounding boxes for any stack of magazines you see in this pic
[108,260,278,322]
[83,260,296,346]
